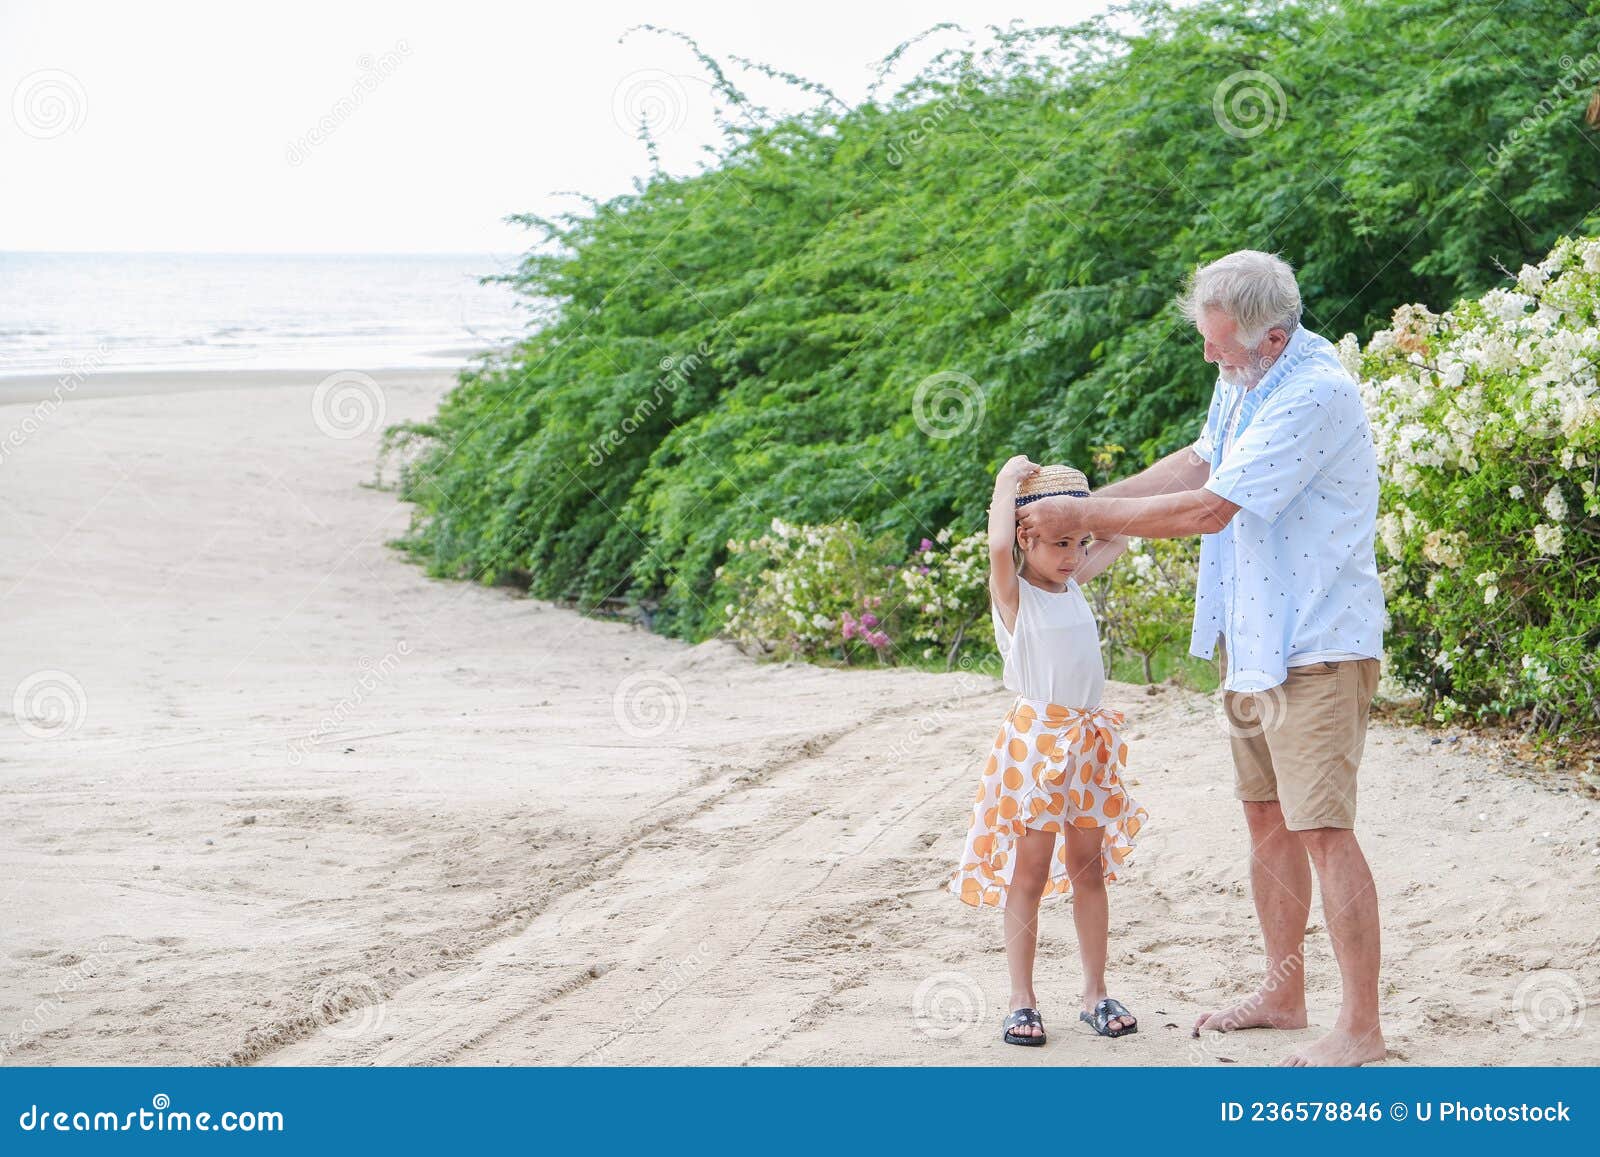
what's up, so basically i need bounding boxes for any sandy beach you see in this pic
[1,370,1596,1067]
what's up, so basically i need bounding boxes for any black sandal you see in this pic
[1002,1006,1047,1046]
[1080,997,1138,1038]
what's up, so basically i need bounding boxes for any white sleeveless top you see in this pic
[990,575,1106,709]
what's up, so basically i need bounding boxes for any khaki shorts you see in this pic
[1219,645,1381,831]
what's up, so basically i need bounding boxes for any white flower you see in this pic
[1543,486,1569,522]
[1483,584,1498,605]
[1473,569,1498,586]
[1482,289,1533,325]
[1377,512,1405,559]
[1422,528,1467,569]
[1509,484,1525,500]
[1533,523,1565,557]
[1517,263,1547,294]
[1336,332,1363,377]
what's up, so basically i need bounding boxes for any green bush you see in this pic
[1356,234,1600,738]
[389,0,1600,645]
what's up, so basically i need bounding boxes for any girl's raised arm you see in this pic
[1074,532,1130,584]
[988,455,1037,635]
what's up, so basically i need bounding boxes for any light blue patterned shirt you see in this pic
[1188,323,1385,693]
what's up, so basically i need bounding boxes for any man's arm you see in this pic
[1095,445,1211,499]
[1018,487,1240,542]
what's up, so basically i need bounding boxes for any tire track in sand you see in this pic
[260,688,998,1064]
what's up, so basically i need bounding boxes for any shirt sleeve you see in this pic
[1203,378,1359,525]
[1191,380,1224,462]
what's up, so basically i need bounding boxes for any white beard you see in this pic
[1220,357,1269,389]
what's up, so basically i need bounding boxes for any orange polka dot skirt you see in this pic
[946,696,1148,911]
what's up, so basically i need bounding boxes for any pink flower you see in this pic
[867,630,891,649]
[861,612,879,628]
[841,612,858,639]
[919,538,934,552]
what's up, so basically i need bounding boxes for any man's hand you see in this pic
[1015,494,1087,543]
[1019,489,1241,541]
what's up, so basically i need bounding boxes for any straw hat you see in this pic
[1015,463,1091,506]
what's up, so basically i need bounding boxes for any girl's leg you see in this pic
[1064,824,1133,1032]
[1002,827,1056,1037]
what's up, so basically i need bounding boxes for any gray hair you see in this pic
[1177,249,1302,345]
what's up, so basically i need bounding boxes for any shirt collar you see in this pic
[1243,322,1316,402]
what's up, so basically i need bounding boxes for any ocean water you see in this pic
[0,252,532,378]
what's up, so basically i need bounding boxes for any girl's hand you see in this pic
[997,455,1040,486]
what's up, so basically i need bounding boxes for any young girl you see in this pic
[945,456,1149,1045]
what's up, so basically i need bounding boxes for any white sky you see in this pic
[1,0,1114,253]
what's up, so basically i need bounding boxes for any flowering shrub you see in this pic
[715,513,1207,685]
[895,528,990,664]
[717,520,996,666]
[1095,536,1201,683]
[1353,234,1600,736]
[718,518,902,663]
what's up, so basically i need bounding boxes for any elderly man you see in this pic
[1016,249,1387,1066]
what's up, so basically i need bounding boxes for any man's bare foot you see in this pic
[1279,1026,1386,1067]
[1191,991,1307,1036]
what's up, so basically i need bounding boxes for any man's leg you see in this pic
[1280,827,1385,1066]
[1192,799,1311,1034]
